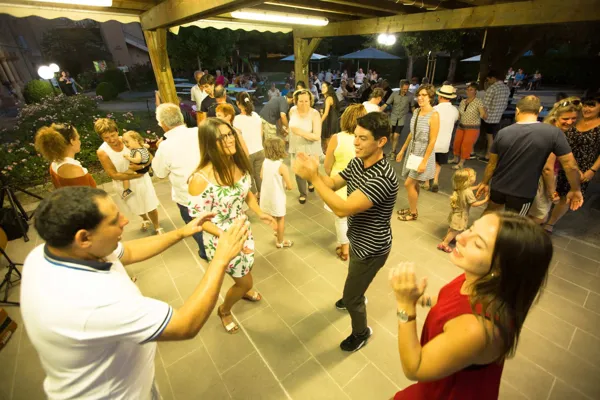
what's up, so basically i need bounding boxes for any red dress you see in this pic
[49,158,97,188]
[394,274,504,400]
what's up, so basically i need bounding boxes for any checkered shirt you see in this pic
[483,81,510,124]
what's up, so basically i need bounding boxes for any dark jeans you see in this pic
[343,247,390,335]
[177,202,207,260]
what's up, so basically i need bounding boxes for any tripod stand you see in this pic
[0,228,21,306]
[0,176,43,242]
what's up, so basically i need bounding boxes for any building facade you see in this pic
[0,14,149,101]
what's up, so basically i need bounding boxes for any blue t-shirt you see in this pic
[491,122,571,199]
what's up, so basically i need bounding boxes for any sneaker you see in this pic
[335,297,368,311]
[477,156,490,163]
[340,326,373,352]
[468,153,477,160]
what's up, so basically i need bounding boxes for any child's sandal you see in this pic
[398,212,418,221]
[396,208,411,216]
[276,240,294,248]
[437,243,453,253]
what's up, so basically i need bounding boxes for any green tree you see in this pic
[167,27,238,76]
[41,24,111,77]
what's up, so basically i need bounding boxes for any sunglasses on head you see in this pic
[559,99,581,107]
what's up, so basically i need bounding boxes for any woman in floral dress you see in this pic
[188,118,274,334]
[545,95,600,232]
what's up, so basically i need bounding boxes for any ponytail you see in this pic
[236,91,254,114]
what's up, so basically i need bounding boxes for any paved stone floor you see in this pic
[1,158,600,400]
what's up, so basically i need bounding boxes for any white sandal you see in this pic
[155,228,165,235]
[276,240,294,248]
[141,221,151,231]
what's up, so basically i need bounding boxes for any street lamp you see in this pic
[38,63,59,91]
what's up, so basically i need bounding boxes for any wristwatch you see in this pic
[397,309,417,323]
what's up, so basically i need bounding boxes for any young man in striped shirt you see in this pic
[294,112,399,352]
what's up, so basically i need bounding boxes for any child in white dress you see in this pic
[437,168,489,253]
[260,137,294,248]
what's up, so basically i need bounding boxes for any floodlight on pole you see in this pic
[377,34,396,46]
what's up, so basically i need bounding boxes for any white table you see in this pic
[226,87,256,94]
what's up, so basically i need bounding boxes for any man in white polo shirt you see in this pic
[430,84,459,192]
[20,186,248,400]
[152,103,207,260]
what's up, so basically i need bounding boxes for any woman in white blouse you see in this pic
[289,89,322,204]
[234,92,265,199]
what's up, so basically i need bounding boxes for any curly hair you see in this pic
[264,137,287,160]
[293,89,314,106]
[35,123,79,162]
[216,103,236,123]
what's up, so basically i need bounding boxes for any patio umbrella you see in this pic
[281,53,329,72]
[461,51,534,62]
[339,47,401,70]
[280,53,329,61]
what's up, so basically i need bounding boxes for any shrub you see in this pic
[96,82,118,101]
[100,68,128,93]
[0,94,161,187]
[76,70,98,91]
[23,79,55,104]
[128,63,155,90]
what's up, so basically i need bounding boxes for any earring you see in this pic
[490,272,496,278]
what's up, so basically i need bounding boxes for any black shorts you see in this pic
[481,121,501,137]
[392,123,404,134]
[435,152,449,165]
[490,189,534,216]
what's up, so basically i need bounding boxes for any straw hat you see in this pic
[436,84,457,99]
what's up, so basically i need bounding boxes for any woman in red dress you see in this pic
[35,123,97,188]
[389,212,552,400]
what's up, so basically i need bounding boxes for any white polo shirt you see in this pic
[152,124,200,206]
[20,244,173,400]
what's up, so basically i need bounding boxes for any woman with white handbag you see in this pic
[396,84,440,221]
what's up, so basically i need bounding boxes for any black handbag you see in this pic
[0,208,28,241]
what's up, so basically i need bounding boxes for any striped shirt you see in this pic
[339,157,399,259]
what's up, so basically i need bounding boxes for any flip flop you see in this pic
[275,240,294,249]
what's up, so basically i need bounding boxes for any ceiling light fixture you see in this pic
[231,9,328,26]
[32,0,113,7]
[377,34,396,46]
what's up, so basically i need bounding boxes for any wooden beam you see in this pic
[141,0,264,30]
[294,0,600,38]
[143,28,178,105]
[394,0,447,10]
[319,0,412,14]
[293,35,322,88]
[265,0,385,17]
[255,4,355,21]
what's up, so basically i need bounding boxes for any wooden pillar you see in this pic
[292,32,322,89]
[143,28,178,105]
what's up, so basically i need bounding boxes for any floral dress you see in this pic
[188,173,254,278]
[556,125,600,199]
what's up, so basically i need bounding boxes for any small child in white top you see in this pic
[260,137,294,248]
[437,168,489,253]
[121,130,151,200]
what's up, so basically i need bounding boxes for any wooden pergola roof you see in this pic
[1,0,598,104]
